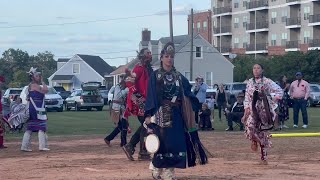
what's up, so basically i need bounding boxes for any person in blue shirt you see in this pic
[193,76,208,124]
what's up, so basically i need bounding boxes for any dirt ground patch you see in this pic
[1,132,320,180]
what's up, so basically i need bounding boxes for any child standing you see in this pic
[206,95,215,122]
[199,103,213,131]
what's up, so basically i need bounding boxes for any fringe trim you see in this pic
[185,130,211,167]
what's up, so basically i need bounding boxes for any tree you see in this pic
[232,50,320,83]
[0,49,58,87]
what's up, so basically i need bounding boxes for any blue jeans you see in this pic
[293,99,308,125]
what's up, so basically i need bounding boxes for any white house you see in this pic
[48,54,115,90]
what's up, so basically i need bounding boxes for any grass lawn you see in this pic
[6,106,320,138]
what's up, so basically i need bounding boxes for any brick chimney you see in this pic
[142,28,151,41]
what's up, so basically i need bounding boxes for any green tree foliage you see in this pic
[0,49,56,88]
[232,50,320,83]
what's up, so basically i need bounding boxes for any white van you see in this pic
[20,86,64,112]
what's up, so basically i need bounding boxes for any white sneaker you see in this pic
[293,125,298,128]
[302,125,308,129]
[282,125,289,129]
[39,148,50,151]
[21,148,32,152]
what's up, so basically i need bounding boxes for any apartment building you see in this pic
[212,0,320,57]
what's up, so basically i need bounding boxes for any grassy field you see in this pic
[6,106,320,137]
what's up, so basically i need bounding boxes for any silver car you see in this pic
[224,82,247,101]
[308,84,320,107]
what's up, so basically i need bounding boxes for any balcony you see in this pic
[309,14,320,26]
[286,17,301,28]
[213,6,232,15]
[286,0,301,5]
[286,40,300,51]
[246,0,268,11]
[219,47,232,53]
[246,21,269,32]
[309,39,320,50]
[214,26,232,36]
[246,43,268,54]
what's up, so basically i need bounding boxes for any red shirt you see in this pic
[124,63,150,117]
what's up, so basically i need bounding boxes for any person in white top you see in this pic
[104,79,129,147]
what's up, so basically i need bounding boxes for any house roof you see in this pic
[57,58,70,62]
[150,40,159,45]
[140,41,149,46]
[110,65,127,75]
[52,75,74,80]
[77,54,115,76]
[159,35,191,46]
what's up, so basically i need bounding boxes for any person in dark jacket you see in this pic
[215,84,227,121]
[225,93,245,131]
[199,103,213,131]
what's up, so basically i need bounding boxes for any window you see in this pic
[271,0,276,2]
[206,72,213,86]
[72,64,80,74]
[234,0,239,8]
[203,21,208,31]
[304,31,310,44]
[281,10,288,23]
[271,12,277,24]
[195,46,203,58]
[304,7,310,20]
[184,72,191,81]
[243,0,247,7]
[193,23,194,29]
[271,34,277,46]
[281,33,288,46]
[234,37,239,48]
[197,22,201,32]
[243,16,248,28]
[234,17,239,28]
[213,20,216,27]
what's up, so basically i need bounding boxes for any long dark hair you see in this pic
[278,75,287,89]
[253,63,264,78]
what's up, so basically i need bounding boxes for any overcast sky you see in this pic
[0,0,210,66]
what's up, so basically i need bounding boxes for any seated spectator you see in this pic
[199,103,214,131]
[228,94,237,106]
[225,93,245,131]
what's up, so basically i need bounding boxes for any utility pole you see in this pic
[190,8,194,81]
[169,0,174,42]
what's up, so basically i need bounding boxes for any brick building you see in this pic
[188,10,213,44]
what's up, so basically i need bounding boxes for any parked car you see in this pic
[53,86,71,100]
[59,91,71,100]
[20,86,64,112]
[65,82,104,111]
[1,88,23,104]
[107,86,115,105]
[224,82,247,101]
[308,84,320,107]
[99,89,109,105]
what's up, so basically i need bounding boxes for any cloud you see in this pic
[155,4,193,16]
[0,21,9,24]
